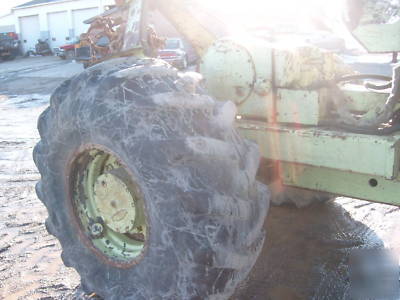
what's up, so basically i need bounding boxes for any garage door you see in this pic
[19,15,40,54]
[48,11,69,49]
[72,7,99,39]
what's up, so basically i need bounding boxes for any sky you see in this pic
[0,0,28,16]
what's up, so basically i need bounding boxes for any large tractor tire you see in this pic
[33,57,270,299]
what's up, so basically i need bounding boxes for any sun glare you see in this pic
[200,0,344,34]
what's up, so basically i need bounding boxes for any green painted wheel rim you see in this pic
[70,148,147,263]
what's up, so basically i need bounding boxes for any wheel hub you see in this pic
[94,173,136,234]
[70,147,147,264]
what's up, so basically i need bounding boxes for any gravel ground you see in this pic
[0,57,92,299]
[0,93,83,299]
[0,56,399,300]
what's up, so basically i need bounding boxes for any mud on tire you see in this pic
[33,57,270,299]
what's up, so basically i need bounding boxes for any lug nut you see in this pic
[90,223,104,238]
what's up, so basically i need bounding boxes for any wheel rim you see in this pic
[69,147,147,264]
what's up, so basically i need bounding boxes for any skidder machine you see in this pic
[33,0,400,298]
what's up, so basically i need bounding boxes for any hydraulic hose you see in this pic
[330,66,400,132]
[336,74,393,83]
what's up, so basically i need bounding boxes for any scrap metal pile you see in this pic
[77,1,165,67]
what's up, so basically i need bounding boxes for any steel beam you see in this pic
[239,121,400,179]
[280,162,400,206]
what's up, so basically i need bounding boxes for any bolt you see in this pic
[90,223,104,238]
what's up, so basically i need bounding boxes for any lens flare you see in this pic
[200,0,345,34]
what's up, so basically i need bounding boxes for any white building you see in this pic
[0,0,114,54]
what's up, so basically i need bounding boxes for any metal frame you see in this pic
[239,121,400,179]
[280,162,400,206]
[121,0,400,207]
[239,120,400,206]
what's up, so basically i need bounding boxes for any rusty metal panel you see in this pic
[274,46,351,89]
[239,120,400,179]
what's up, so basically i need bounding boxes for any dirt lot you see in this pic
[0,56,399,300]
[0,57,86,299]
